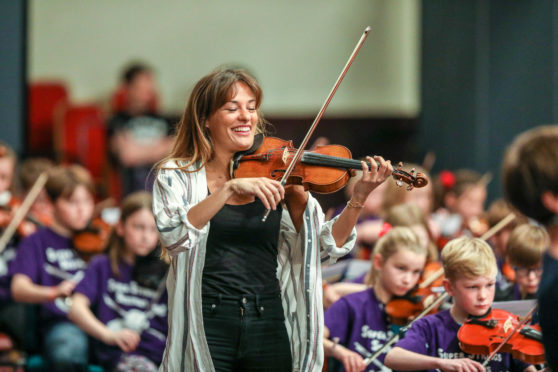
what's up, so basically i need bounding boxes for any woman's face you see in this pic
[205,82,259,156]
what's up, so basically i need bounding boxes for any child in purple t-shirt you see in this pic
[69,192,168,372]
[10,165,95,371]
[385,236,536,372]
[324,226,428,372]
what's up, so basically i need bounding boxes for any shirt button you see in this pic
[242,297,247,304]
[211,304,216,308]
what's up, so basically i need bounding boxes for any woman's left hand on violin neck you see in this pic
[351,156,393,205]
[332,156,393,247]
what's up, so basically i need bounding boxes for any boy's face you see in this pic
[0,157,14,194]
[53,185,94,231]
[514,265,542,296]
[445,275,495,317]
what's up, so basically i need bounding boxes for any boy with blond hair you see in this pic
[384,236,535,372]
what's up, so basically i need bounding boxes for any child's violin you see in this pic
[385,261,445,325]
[73,217,112,258]
[457,307,545,365]
[232,135,428,194]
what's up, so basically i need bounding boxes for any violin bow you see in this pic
[0,172,48,252]
[481,304,538,367]
[262,26,372,222]
[363,292,450,366]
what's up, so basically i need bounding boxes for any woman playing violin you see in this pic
[152,68,393,372]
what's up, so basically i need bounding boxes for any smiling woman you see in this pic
[151,67,393,372]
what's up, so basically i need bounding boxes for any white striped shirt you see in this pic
[153,160,356,371]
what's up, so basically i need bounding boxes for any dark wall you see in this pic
[419,0,558,202]
[0,0,26,155]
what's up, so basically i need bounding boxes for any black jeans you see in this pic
[202,293,292,372]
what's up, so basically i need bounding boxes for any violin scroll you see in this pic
[392,162,428,190]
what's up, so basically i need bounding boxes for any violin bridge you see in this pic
[503,316,514,333]
[282,147,289,165]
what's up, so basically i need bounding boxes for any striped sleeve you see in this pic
[152,164,209,257]
[318,209,357,264]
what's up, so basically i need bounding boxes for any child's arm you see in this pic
[323,326,366,372]
[323,282,367,308]
[11,273,75,303]
[68,292,139,352]
[384,346,486,372]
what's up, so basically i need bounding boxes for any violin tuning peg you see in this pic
[396,180,403,187]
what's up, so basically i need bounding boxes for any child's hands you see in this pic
[54,280,77,298]
[437,358,485,372]
[105,329,140,353]
[332,345,366,372]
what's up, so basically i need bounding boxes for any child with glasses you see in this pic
[501,224,549,301]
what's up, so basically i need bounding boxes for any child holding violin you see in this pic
[10,164,95,372]
[502,125,558,370]
[497,224,549,301]
[384,236,536,372]
[323,226,428,372]
[323,203,437,309]
[69,191,168,372]
[483,199,527,301]
[432,169,488,247]
[0,156,54,348]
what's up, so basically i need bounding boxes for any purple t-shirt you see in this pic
[74,254,168,369]
[395,309,530,371]
[324,288,393,371]
[10,227,86,327]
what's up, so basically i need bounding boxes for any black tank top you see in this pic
[202,199,282,296]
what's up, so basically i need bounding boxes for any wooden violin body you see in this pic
[457,308,545,364]
[73,218,112,258]
[233,136,428,194]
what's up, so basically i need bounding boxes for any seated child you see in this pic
[483,199,527,300]
[323,227,427,372]
[499,224,549,301]
[384,236,536,372]
[10,165,95,371]
[323,204,438,309]
[69,191,168,372]
[432,169,488,247]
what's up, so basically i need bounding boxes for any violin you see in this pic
[457,308,545,364]
[73,217,112,259]
[232,136,428,194]
[385,261,445,325]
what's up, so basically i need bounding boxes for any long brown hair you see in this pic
[157,68,269,172]
[108,191,154,277]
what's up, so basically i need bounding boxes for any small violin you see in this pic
[385,261,445,325]
[232,136,427,194]
[457,308,545,364]
[73,217,112,259]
